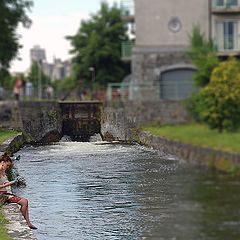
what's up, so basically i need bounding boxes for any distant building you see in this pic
[30,45,46,64]
[29,46,72,81]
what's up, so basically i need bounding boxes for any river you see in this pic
[13,141,240,240]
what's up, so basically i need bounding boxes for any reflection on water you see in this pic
[13,142,240,240]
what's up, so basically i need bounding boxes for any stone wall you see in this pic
[138,131,240,174]
[0,101,22,130]
[123,100,191,125]
[131,47,193,100]
[101,107,137,142]
[18,101,62,143]
[101,100,190,142]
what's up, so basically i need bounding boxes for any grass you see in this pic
[0,130,19,145]
[0,210,11,240]
[141,123,240,154]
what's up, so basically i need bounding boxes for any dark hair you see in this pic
[0,153,12,163]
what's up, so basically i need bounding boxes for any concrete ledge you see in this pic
[138,131,240,173]
[2,204,37,240]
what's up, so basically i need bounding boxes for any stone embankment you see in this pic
[102,107,240,174]
[0,134,37,240]
[138,131,240,174]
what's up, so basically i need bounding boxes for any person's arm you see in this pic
[0,180,16,189]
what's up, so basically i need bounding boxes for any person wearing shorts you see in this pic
[0,153,37,230]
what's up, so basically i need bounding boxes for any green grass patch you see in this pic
[0,130,19,145]
[0,210,11,240]
[141,123,240,154]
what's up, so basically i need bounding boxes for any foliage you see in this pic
[0,210,11,240]
[53,76,76,92]
[188,25,219,87]
[141,123,240,153]
[67,1,130,88]
[197,58,240,132]
[0,69,15,90]
[0,0,33,71]
[26,62,50,88]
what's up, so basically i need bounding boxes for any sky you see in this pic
[11,0,118,72]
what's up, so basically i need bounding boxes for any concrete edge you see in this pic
[137,131,240,174]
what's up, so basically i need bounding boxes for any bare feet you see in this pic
[28,224,37,230]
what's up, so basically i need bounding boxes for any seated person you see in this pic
[0,153,37,229]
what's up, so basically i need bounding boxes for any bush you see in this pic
[197,58,240,132]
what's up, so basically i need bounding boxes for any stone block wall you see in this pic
[131,47,192,100]
[18,101,62,143]
[101,107,137,142]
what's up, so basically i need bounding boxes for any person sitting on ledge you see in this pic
[0,153,37,230]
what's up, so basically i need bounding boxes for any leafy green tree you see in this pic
[27,62,50,88]
[197,58,240,132]
[188,25,219,87]
[0,69,15,90]
[0,0,32,71]
[67,1,130,88]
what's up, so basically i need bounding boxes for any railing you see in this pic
[121,41,134,60]
[121,0,134,17]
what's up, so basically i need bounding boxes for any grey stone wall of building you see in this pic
[18,101,62,143]
[131,47,192,100]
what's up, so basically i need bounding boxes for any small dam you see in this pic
[18,101,103,143]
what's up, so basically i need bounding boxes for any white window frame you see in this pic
[215,20,239,51]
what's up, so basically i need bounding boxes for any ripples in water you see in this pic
[13,142,240,240]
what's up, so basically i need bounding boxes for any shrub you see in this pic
[197,58,240,132]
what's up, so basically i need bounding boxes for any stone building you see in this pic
[121,0,240,101]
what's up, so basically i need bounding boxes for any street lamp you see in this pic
[89,67,95,100]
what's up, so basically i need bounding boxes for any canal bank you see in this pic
[101,107,240,175]
[0,134,37,240]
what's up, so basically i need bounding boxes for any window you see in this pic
[216,21,238,50]
[227,0,238,6]
[214,0,238,7]
[216,0,224,6]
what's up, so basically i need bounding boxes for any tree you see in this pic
[197,58,240,132]
[188,25,219,87]
[67,1,130,88]
[0,0,33,71]
[27,62,50,89]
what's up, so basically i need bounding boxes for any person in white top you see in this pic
[0,153,37,230]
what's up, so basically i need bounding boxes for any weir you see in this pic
[59,101,102,141]
[18,101,103,143]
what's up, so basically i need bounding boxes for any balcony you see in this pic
[121,41,134,61]
[212,0,240,13]
[121,0,134,22]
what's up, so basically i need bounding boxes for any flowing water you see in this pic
[13,141,240,240]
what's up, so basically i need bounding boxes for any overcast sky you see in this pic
[11,0,118,72]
